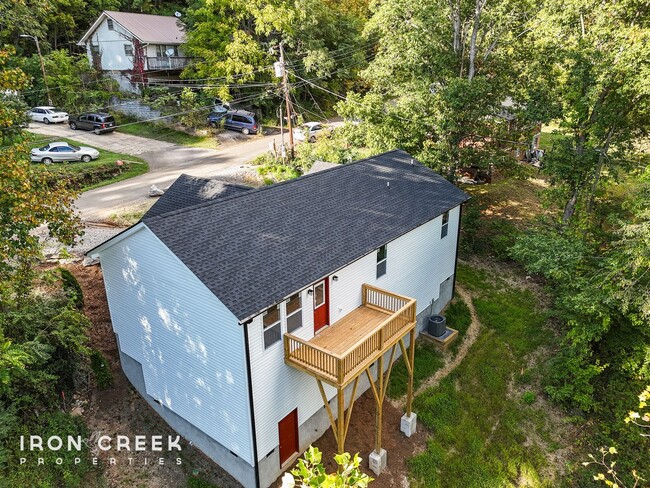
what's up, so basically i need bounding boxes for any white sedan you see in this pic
[293,122,332,143]
[30,142,100,165]
[28,106,69,124]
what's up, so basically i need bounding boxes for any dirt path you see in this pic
[391,286,482,410]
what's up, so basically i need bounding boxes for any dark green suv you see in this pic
[68,112,116,134]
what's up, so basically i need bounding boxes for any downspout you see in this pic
[451,203,465,300]
[242,321,261,488]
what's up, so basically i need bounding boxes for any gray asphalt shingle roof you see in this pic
[143,174,251,219]
[144,150,469,322]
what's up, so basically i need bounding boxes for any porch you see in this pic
[283,284,418,462]
[284,284,417,388]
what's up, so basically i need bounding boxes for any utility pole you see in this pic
[20,34,52,106]
[279,42,294,159]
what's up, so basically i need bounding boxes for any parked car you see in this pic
[293,122,331,143]
[208,110,259,135]
[30,141,100,165]
[69,112,116,134]
[28,106,69,124]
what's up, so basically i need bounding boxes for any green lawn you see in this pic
[387,296,472,399]
[408,263,558,488]
[29,136,149,191]
[116,119,219,149]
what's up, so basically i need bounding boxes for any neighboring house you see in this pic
[78,11,190,93]
[89,150,469,487]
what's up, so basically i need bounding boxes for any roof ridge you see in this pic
[104,10,178,18]
[144,149,406,223]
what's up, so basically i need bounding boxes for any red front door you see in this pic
[313,279,329,333]
[278,409,299,466]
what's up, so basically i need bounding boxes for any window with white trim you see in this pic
[377,244,387,278]
[124,44,133,56]
[107,19,114,30]
[263,306,281,348]
[286,293,302,333]
[441,211,449,238]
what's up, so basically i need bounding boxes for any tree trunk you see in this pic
[586,129,614,214]
[562,187,579,224]
[468,0,486,81]
[450,1,461,53]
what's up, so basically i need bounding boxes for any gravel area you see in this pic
[37,224,127,261]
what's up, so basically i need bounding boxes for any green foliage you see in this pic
[283,446,373,487]
[187,476,218,488]
[522,391,536,405]
[90,350,113,390]
[58,268,83,309]
[20,50,118,110]
[0,49,81,296]
[182,0,366,113]
[409,267,551,487]
[7,411,95,488]
[387,342,444,399]
[445,297,472,355]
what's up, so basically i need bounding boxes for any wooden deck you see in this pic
[284,284,417,387]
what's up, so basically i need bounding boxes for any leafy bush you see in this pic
[58,268,83,309]
[7,412,95,488]
[90,350,113,390]
[522,391,536,405]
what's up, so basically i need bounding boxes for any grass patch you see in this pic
[408,264,553,487]
[29,136,148,191]
[107,200,155,226]
[445,297,472,355]
[387,342,444,399]
[116,117,219,149]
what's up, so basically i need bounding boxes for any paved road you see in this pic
[28,123,282,222]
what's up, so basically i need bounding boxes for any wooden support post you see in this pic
[406,328,416,417]
[374,355,384,454]
[337,386,345,454]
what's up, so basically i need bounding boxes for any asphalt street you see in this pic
[28,123,284,222]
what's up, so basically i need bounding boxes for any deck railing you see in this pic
[284,284,416,386]
[146,56,192,70]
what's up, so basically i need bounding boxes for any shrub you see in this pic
[90,350,113,390]
[58,268,83,309]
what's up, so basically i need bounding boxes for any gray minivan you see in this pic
[224,110,259,135]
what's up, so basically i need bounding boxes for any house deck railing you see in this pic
[284,284,416,387]
[146,56,192,70]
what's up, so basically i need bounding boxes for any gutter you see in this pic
[242,321,261,488]
[451,203,465,299]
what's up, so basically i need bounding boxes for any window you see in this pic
[156,45,178,57]
[107,19,114,30]
[377,244,387,278]
[441,211,449,238]
[263,306,281,349]
[286,293,302,333]
[124,44,133,56]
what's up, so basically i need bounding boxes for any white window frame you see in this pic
[286,293,303,333]
[262,305,281,349]
[441,211,449,238]
[107,19,114,30]
[124,44,133,56]
[377,244,387,278]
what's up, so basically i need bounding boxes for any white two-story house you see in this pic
[89,150,470,487]
[78,10,190,93]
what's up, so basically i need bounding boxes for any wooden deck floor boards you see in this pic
[309,306,390,356]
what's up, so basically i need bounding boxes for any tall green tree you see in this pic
[532,0,650,223]
[335,0,545,176]
[0,47,81,295]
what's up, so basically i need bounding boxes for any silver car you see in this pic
[28,106,69,124]
[30,142,100,165]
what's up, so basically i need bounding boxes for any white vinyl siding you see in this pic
[98,224,254,465]
[249,205,462,459]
